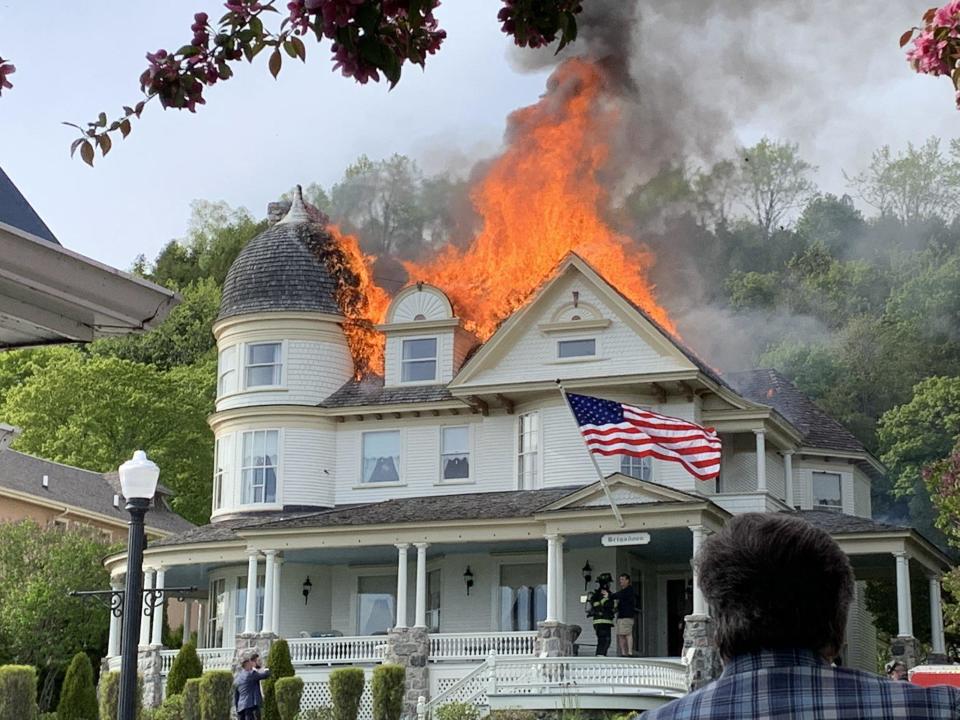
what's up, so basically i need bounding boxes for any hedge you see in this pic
[275,676,304,720]
[262,640,295,720]
[329,668,365,720]
[98,671,142,720]
[58,653,98,720]
[198,671,232,720]
[435,703,479,720]
[182,678,201,720]
[0,665,38,720]
[371,664,404,720]
[166,643,203,697]
[154,693,185,720]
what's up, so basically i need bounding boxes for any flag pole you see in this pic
[556,379,625,528]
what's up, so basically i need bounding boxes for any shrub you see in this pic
[262,640,295,720]
[58,653,98,720]
[486,712,537,720]
[435,702,479,720]
[97,671,143,720]
[166,644,203,697]
[39,714,58,720]
[0,665,38,720]
[198,671,232,720]
[329,668,365,720]
[295,710,333,720]
[154,694,185,720]
[371,664,404,720]
[182,678,201,720]
[275,676,305,720]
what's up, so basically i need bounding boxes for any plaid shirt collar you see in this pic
[721,648,830,677]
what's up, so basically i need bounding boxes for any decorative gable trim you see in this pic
[541,472,704,511]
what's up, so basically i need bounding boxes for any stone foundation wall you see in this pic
[535,622,578,657]
[386,627,430,718]
[682,614,721,691]
[138,647,164,708]
[889,635,918,670]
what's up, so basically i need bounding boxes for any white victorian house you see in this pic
[105,192,952,715]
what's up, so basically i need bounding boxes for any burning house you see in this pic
[103,183,949,713]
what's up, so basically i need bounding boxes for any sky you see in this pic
[0,2,958,271]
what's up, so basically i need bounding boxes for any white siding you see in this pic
[284,427,337,507]
[460,275,690,388]
[853,468,872,519]
[277,564,333,638]
[844,581,878,672]
[795,458,856,514]
[383,331,457,387]
[766,450,786,501]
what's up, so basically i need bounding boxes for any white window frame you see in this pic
[207,578,227,648]
[494,560,548,632]
[400,336,439,384]
[812,471,843,512]
[427,568,442,633]
[234,574,266,635]
[620,455,652,481]
[217,345,238,397]
[517,412,540,490]
[439,425,472,484]
[240,429,280,506]
[242,341,284,390]
[555,336,598,361]
[356,573,398,636]
[213,435,231,512]
[360,429,403,486]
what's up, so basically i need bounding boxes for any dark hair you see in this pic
[619,573,630,581]
[697,513,853,659]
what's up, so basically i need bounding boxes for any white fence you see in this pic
[158,648,234,674]
[429,632,538,661]
[288,636,388,665]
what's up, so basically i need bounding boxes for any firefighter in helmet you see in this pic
[587,572,616,655]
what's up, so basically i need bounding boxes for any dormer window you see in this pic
[245,342,282,387]
[557,338,596,359]
[401,338,438,382]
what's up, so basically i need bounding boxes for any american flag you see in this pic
[565,392,722,481]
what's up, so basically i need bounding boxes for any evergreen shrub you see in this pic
[58,652,98,720]
[166,644,203,697]
[371,664,404,720]
[0,665,39,720]
[329,668,365,720]
[182,678,201,720]
[198,671,232,720]
[275,676,305,720]
[263,640,295,720]
[435,702,479,720]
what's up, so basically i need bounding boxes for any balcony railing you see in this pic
[158,648,235,674]
[288,636,388,665]
[429,632,538,661]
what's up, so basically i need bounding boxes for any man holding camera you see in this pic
[234,648,271,720]
[588,573,616,656]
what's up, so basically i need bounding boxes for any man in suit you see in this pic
[234,648,271,720]
[643,513,960,719]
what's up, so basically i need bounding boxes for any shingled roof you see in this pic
[321,375,459,408]
[218,189,341,321]
[795,509,908,534]
[729,368,867,454]
[0,450,194,535]
[0,166,58,244]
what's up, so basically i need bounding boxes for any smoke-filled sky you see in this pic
[0,1,957,271]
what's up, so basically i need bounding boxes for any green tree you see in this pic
[2,352,214,524]
[166,644,204,697]
[736,138,817,238]
[795,194,866,257]
[57,652,98,720]
[262,640,295,720]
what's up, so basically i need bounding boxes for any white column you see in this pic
[395,544,409,629]
[244,549,259,635]
[690,526,707,616]
[139,569,155,648]
[262,550,278,635]
[929,574,946,654]
[108,577,123,657]
[783,451,795,508]
[894,552,913,637]
[197,601,207,648]
[151,567,166,647]
[556,537,566,624]
[272,557,284,637]
[754,430,767,493]
[545,534,558,623]
[182,599,193,646]
[414,543,429,628]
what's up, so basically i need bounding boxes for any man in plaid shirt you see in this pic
[643,514,960,719]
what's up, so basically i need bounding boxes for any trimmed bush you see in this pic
[295,710,333,720]
[182,678,201,720]
[262,639,295,720]
[198,670,233,720]
[154,694,185,720]
[58,653,98,720]
[97,671,143,720]
[39,714,59,720]
[435,703,479,720]
[371,664,404,720]
[275,676,304,720]
[166,644,203,697]
[0,665,38,720]
[329,668,365,720]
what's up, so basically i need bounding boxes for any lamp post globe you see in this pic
[117,450,159,720]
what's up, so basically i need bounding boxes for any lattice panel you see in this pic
[302,681,375,720]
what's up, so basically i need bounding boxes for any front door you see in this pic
[666,578,692,657]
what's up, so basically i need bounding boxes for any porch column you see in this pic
[182,599,193,646]
[243,549,259,635]
[395,543,409,629]
[151,567,166,647]
[139,569,155,648]
[690,525,707,616]
[894,552,913,637]
[545,534,559,623]
[929,574,946,655]
[753,430,767,493]
[108,577,122,657]
[414,542,429,628]
[262,550,278,635]
[272,556,284,636]
[556,536,566,623]
[783,450,795,507]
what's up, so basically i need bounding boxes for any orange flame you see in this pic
[405,58,675,340]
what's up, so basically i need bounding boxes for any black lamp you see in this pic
[582,561,593,590]
[302,576,312,605]
[463,566,474,595]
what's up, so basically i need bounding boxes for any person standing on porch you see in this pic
[642,514,960,719]
[614,573,638,657]
[589,573,615,656]
[234,649,271,720]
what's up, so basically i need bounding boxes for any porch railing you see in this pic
[158,648,235,674]
[429,632,538,661]
[490,656,688,696]
[288,636,387,665]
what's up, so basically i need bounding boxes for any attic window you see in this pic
[557,338,596,359]
[414,314,427,321]
[401,338,437,382]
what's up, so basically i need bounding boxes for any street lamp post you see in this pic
[117,451,160,720]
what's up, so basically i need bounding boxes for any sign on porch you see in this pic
[601,532,651,547]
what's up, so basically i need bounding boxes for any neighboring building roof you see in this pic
[321,376,457,408]
[0,450,194,535]
[0,167,58,244]
[729,368,867,454]
[218,189,341,321]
